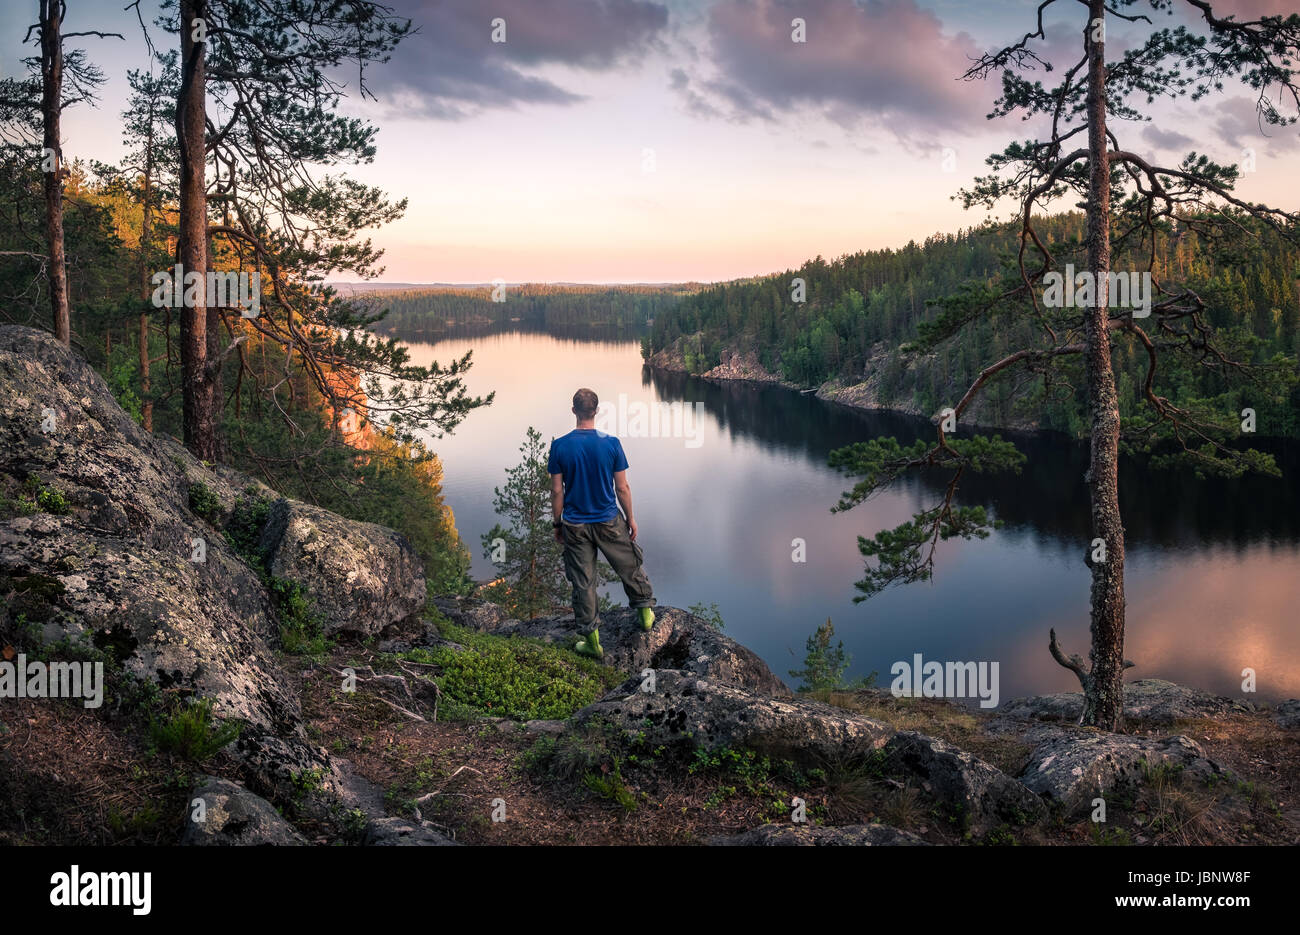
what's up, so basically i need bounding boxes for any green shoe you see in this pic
[575,628,604,659]
[638,607,655,631]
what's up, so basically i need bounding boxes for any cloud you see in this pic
[1141,124,1196,152]
[670,0,990,143]
[1214,95,1300,152]
[374,0,670,120]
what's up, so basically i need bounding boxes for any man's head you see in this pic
[572,388,599,423]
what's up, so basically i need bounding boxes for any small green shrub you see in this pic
[149,697,242,762]
[270,577,329,655]
[23,475,70,515]
[188,481,222,522]
[687,601,725,630]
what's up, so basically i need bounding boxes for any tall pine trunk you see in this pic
[139,141,153,433]
[39,0,70,346]
[1082,0,1127,729]
[177,0,217,458]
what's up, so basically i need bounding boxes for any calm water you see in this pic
[403,324,1300,703]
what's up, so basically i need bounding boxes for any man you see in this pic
[548,388,656,659]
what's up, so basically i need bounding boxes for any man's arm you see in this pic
[551,473,564,540]
[614,469,637,541]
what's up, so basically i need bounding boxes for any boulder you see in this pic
[259,498,425,637]
[438,598,789,697]
[999,679,1255,726]
[1274,699,1300,729]
[362,817,460,846]
[710,823,929,846]
[1015,726,1227,816]
[881,731,1047,833]
[571,669,891,761]
[180,776,306,846]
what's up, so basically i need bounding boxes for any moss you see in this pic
[407,621,623,721]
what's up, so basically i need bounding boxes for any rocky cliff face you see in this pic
[0,325,424,813]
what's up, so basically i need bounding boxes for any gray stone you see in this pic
[881,731,1047,833]
[1017,726,1226,816]
[999,679,1254,726]
[362,817,460,846]
[1274,699,1300,729]
[710,823,929,846]
[572,669,891,761]
[180,776,306,846]
[259,497,425,637]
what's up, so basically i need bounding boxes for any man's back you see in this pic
[547,428,628,524]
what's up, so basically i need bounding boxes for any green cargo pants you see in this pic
[561,515,655,630]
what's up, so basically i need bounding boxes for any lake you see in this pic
[401,324,1300,705]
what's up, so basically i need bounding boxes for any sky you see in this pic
[2,0,1298,283]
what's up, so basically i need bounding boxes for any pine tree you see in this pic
[481,427,571,620]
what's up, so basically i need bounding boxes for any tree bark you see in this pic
[1081,0,1127,729]
[139,130,154,433]
[177,0,217,458]
[39,0,70,346]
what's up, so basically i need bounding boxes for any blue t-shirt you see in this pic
[547,429,628,524]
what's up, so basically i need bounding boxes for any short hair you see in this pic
[572,388,599,419]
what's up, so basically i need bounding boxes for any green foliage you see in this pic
[789,619,853,692]
[187,481,222,523]
[582,762,637,812]
[416,622,623,721]
[149,697,242,762]
[222,494,273,568]
[270,577,329,656]
[22,475,70,515]
[687,601,725,630]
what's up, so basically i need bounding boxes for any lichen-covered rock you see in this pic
[180,776,306,846]
[710,823,929,846]
[1274,699,1300,729]
[1015,726,1227,816]
[430,595,518,633]
[362,817,460,846]
[572,669,890,760]
[0,326,296,733]
[881,731,1047,833]
[440,599,789,697]
[259,498,425,637]
[999,679,1255,726]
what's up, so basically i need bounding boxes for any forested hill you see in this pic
[644,213,1300,436]
[360,282,697,334]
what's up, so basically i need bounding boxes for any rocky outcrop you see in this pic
[0,326,297,733]
[710,823,929,846]
[362,817,460,846]
[573,669,890,761]
[180,776,307,846]
[436,598,790,697]
[1273,699,1300,729]
[0,325,426,840]
[1013,727,1224,817]
[999,679,1256,726]
[881,731,1047,832]
[260,498,425,637]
